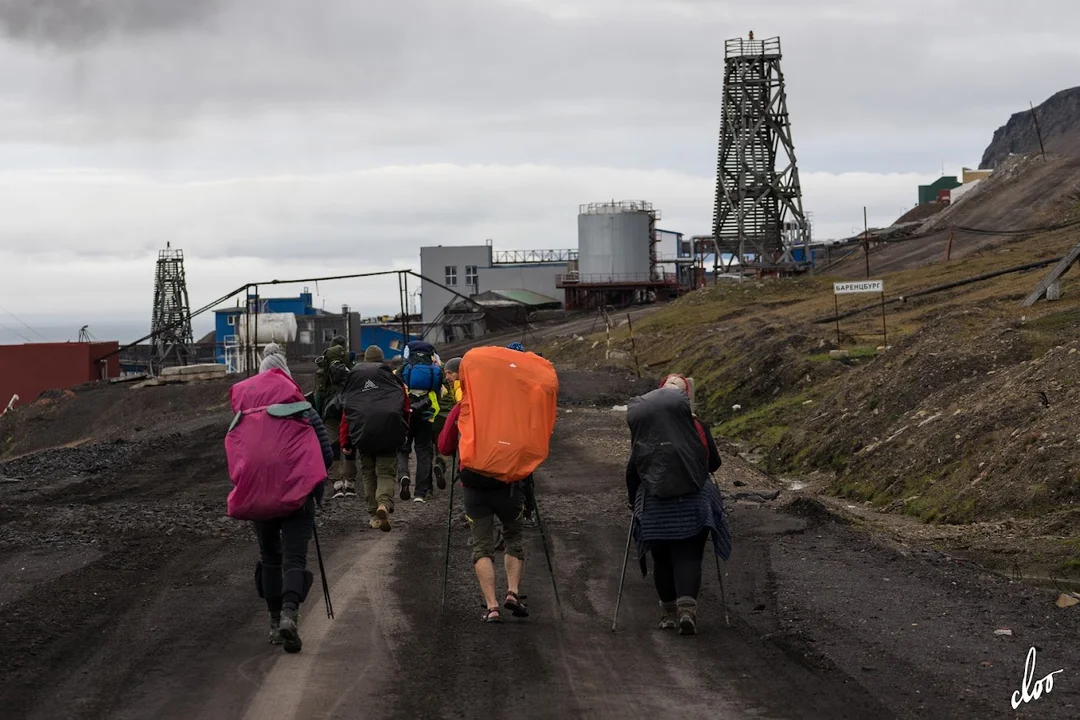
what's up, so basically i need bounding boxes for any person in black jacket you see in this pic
[626,375,730,635]
[254,352,333,652]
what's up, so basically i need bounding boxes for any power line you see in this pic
[0,302,47,341]
[0,318,33,343]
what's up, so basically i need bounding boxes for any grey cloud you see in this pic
[3,0,1077,151]
[0,0,221,49]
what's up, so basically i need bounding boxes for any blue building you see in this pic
[212,289,420,366]
[213,290,324,363]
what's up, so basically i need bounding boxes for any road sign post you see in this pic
[833,280,886,348]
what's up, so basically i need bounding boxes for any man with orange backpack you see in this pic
[437,344,558,622]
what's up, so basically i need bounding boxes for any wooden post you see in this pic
[945,230,954,261]
[627,313,642,378]
[834,293,841,346]
[880,291,888,348]
[605,314,612,360]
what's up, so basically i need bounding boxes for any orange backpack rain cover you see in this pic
[458,346,559,482]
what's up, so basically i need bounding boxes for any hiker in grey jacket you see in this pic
[626,375,731,635]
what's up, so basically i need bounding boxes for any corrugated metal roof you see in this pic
[485,289,561,306]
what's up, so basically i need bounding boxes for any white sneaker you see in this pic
[412,496,427,504]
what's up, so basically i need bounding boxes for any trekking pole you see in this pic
[611,517,634,632]
[708,473,730,628]
[312,521,334,619]
[714,548,729,628]
[531,495,563,617]
[441,453,457,607]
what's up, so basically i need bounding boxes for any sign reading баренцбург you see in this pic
[834,280,884,294]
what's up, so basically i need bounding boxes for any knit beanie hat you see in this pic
[364,345,385,362]
[262,342,283,358]
[507,342,525,352]
[444,357,462,374]
[259,352,292,377]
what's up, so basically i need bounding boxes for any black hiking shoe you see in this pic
[434,464,447,490]
[399,476,411,501]
[279,608,302,653]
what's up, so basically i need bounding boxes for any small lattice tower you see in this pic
[149,243,194,368]
[712,33,809,274]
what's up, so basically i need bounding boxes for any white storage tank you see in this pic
[234,313,298,345]
[577,201,655,281]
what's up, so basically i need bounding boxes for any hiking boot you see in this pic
[434,464,447,490]
[399,476,411,501]
[677,597,697,636]
[412,495,427,504]
[659,601,677,630]
[269,613,283,644]
[369,517,382,529]
[343,481,357,498]
[376,503,392,532]
[332,481,346,500]
[279,608,302,653]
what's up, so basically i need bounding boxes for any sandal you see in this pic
[481,607,502,623]
[504,591,529,617]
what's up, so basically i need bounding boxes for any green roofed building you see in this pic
[918,175,961,205]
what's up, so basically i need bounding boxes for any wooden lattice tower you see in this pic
[150,243,194,369]
[712,34,809,275]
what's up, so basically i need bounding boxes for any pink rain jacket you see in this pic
[225,369,327,521]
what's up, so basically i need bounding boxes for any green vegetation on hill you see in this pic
[543,227,1080,572]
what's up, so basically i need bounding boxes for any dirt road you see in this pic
[2,373,1078,718]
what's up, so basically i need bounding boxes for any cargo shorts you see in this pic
[463,483,525,564]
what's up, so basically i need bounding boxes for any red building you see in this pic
[0,342,120,408]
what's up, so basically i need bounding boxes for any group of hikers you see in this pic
[224,335,732,653]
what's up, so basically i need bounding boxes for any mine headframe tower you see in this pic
[149,243,194,372]
[712,34,810,277]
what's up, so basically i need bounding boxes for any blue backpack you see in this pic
[401,341,443,392]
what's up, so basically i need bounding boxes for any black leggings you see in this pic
[253,497,315,613]
[651,531,708,603]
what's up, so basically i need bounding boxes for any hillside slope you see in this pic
[982,86,1080,169]
[831,153,1080,278]
[540,225,1080,578]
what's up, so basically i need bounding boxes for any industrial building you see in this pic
[0,342,120,412]
[439,289,564,343]
[918,175,962,205]
[558,201,690,310]
[419,243,572,343]
[419,202,695,338]
[212,289,416,372]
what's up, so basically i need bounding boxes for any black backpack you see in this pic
[626,387,708,498]
[341,362,410,456]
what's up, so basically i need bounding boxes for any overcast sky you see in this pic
[1,0,1077,343]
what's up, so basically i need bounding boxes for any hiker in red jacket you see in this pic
[439,401,528,622]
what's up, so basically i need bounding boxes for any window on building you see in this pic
[322,328,339,343]
[227,315,236,326]
[465,265,478,287]
[445,265,457,286]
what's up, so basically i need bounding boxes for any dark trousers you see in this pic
[651,531,708,603]
[253,497,315,613]
[397,415,434,497]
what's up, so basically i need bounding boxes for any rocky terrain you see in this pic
[982,87,1080,169]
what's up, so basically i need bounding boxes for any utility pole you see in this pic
[863,206,871,279]
[1030,101,1046,160]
